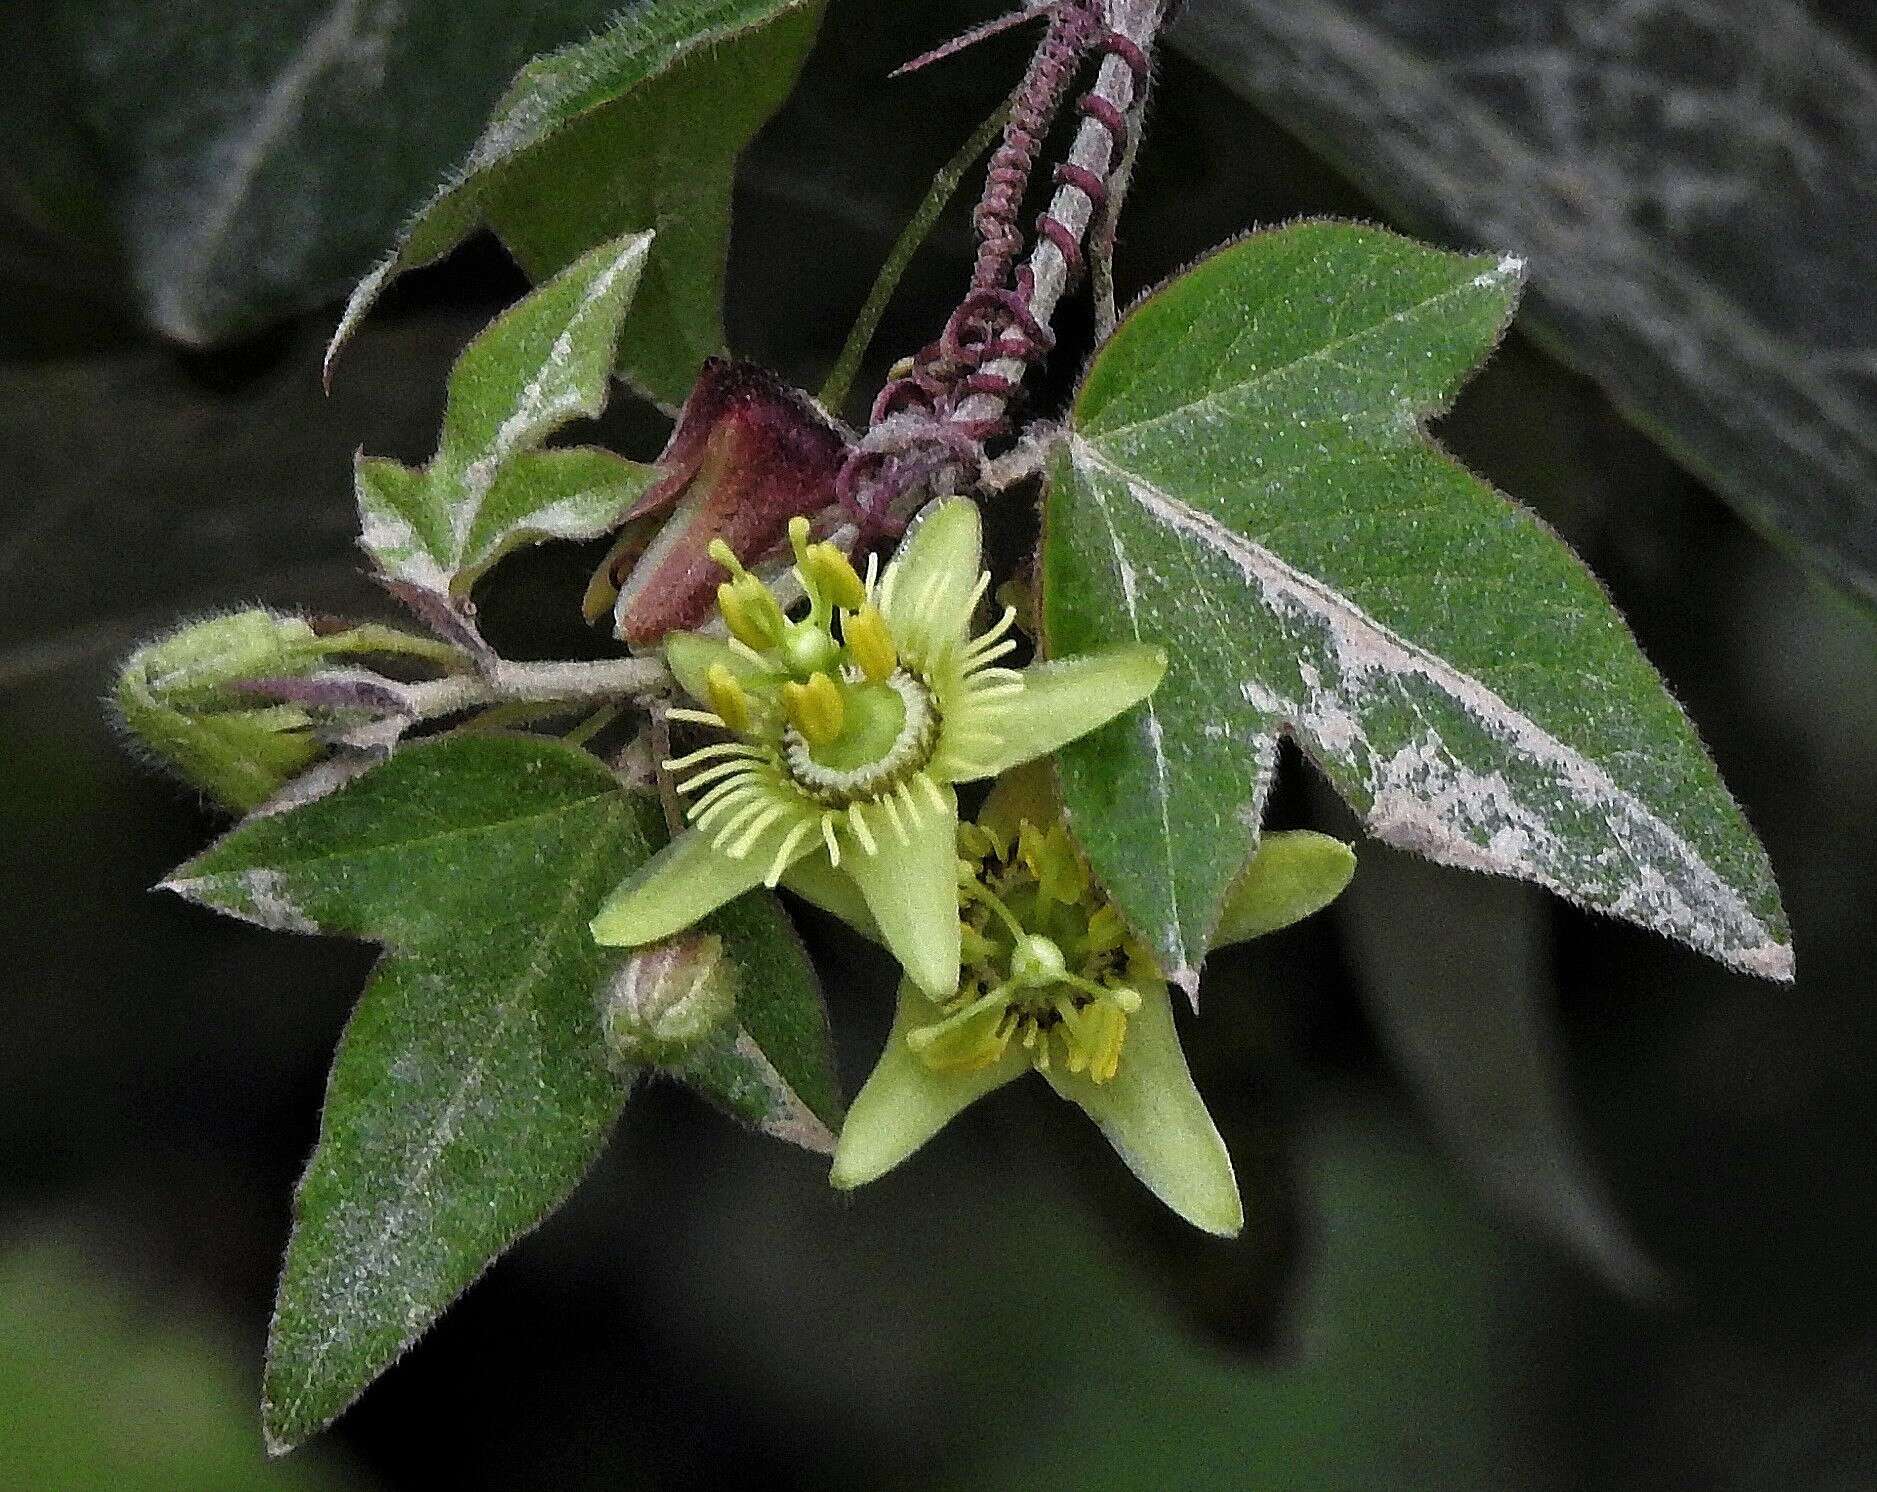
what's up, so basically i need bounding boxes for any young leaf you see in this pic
[1043,221,1791,994]
[160,734,835,1448]
[328,0,827,408]
[357,231,657,598]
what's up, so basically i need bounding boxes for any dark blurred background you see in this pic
[3,2,1874,1488]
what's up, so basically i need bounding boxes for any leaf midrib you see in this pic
[186,784,620,888]
[1080,265,1507,446]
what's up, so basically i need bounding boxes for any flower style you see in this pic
[589,499,1165,997]
[829,764,1358,1235]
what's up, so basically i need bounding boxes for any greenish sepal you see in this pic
[1042,980,1243,1237]
[592,824,781,947]
[853,786,963,999]
[953,645,1166,779]
[779,851,882,943]
[665,631,773,706]
[830,979,1027,1189]
[1212,831,1357,948]
[881,500,984,660]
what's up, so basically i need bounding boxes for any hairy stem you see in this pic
[949,0,1168,439]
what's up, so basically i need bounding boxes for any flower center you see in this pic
[907,824,1147,1084]
[782,669,940,805]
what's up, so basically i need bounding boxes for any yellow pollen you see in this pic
[781,671,845,748]
[843,604,898,682]
[802,541,868,612]
[705,663,752,734]
[717,578,784,652]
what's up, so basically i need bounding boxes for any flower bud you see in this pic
[598,933,738,1068]
[584,359,852,649]
[116,610,334,811]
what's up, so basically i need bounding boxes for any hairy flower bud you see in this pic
[115,610,335,811]
[583,359,853,649]
[597,933,738,1068]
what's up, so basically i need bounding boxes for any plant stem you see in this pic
[399,656,670,722]
[948,0,1168,440]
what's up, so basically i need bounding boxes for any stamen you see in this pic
[781,672,846,748]
[705,663,753,734]
[843,604,898,682]
[907,982,1015,1053]
[917,773,948,813]
[665,708,727,728]
[846,802,878,855]
[803,539,868,612]
[820,811,842,866]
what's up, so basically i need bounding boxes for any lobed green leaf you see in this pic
[328,0,827,408]
[1044,221,1791,992]
[356,232,657,598]
[163,733,837,1447]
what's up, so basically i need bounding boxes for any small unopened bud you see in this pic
[705,663,752,733]
[116,610,333,811]
[842,604,898,682]
[598,933,737,1068]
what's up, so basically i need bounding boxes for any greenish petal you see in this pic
[881,499,983,660]
[1213,831,1357,948]
[854,786,962,998]
[592,821,810,947]
[664,631,773,707]
[831,979,1028,1189]
[1044,980,1242,1236]
[780,850,882,943]
[940,645,1166,780]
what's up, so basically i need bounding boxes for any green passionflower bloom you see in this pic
[830,764,1357,1235]
[590,500,1165,998]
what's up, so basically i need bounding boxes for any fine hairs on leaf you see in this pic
[102,0,1801,1455]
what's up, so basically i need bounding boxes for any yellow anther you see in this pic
[802,541,868,611]
[842,604,898,682]
[705,663,752,734]
[716,575,786,652]
[781,671,846,748]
